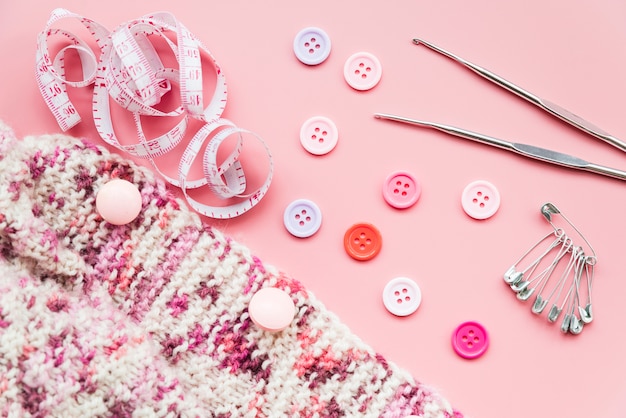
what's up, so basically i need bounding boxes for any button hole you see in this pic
[397,299,402,304]
[405,296,411,302]
[361,74,367,79]
[308,49,314,54]
[304,42,310,47]
[394,188,400,194]
[310,37,316,42]
[354,70,360,75]
[359,62,364,67]
[401,191,407,196]
[366,67,371,72]
[477,192,482,197]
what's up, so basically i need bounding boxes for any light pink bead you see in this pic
[248,287,296,332]
[96,179,142,225]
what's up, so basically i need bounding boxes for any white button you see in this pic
[300,116,338,155]
[461,180,501,219]
[382,277,422,317]
[293,27,331,65]
[283,199,322,238]
[343,52,382,91]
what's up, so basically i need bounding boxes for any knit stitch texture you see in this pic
[0,121,463,417]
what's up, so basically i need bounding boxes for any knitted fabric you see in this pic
[0,120,462,418]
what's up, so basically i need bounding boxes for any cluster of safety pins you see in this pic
[503,203,595,335]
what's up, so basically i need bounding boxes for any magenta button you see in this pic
[249,288,296,332]
[452,321,489,359]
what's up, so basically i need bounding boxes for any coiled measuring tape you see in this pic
[35,8,273,218]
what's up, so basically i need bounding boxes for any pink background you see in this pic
[2,1,626,417]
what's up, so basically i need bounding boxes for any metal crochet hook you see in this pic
[374,113,626,182]
[412,38,626,153]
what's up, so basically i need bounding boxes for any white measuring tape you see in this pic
[35,8,273,218]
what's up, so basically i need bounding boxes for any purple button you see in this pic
[283,198,322,238]
[300,116,338,155]
[293,27,331,65]
[382,171,421,209]
[461,180,500,219]
[452,321,489,359]
[343,52,382,91]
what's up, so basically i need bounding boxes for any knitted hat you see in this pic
[0,121,462,417]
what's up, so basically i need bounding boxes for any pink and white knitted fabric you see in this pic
[0,120,462,417]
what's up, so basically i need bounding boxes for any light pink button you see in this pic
[383,171,421,209]
[452,321,489,359]
[248,287,296,332]
[382,277,422,317]
[96,179,142,225]
[461,180,500,219]
[300,116,338,155]
[343,52,382,91]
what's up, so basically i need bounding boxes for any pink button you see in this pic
[300,116,338,155]
[452,321,489,359]
[343,52,382,91]
[96,179,142,225]
[461,180,500,219]
[248,287,296,332]
[383,171,421,209]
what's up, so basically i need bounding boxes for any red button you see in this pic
[452,321,489,359]
[343,223,382,261]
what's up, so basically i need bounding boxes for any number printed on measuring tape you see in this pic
[35,8,273,219]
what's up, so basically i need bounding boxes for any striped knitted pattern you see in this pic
[0,121,463,417]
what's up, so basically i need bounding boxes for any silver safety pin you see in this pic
[502,203,596,334]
